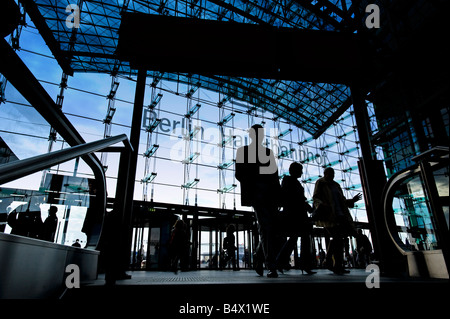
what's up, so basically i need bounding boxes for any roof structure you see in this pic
[20,0,371,137]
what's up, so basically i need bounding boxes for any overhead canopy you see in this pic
[19,0,374,137]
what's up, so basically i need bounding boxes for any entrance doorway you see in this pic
[129,200,256,271]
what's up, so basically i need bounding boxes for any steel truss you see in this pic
[18,0,370,137]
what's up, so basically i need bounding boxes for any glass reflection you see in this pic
[433,166,449,229]
[0,173,96,247]
[392,174,438,251]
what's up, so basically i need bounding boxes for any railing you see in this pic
[0,134,132,185]
[0,134,132,247]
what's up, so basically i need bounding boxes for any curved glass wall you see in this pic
[392,173,437,250]
[386,157,449,252]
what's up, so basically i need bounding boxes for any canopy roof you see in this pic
[21,0,371,137]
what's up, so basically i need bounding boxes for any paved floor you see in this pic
[88,268,447,286]
[66,269,448,316]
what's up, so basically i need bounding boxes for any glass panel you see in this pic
[1,170,96,247]
[236,230,246,269]
[392,173,438,251]
[433,165,449,229]
[131,227,149,269]
[148,227,160,269]
[199,230,211,268]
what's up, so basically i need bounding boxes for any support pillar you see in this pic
[104,146,131,283]
[419,160,450,276]
[191,211,199,270]
[351,84,405,274]
[358,159,405,274]
[350,84,374,161]
[123,68,147,273]
[107,68,146,282]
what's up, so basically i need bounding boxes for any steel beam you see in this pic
[117,13,370,84]
[350,84,375,161]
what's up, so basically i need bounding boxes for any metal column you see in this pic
[111,68,147,281]
[419,160,450,276]
[350,84,374,161]
[351,84,406,274]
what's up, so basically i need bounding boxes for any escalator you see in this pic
[382,146,449,278]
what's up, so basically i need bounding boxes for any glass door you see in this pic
[147,227,161,269]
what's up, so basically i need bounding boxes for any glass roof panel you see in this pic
[25,0,359,136]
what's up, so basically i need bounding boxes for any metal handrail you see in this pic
[0,134,131,185]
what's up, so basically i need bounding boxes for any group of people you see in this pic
[166,124,367,276]
[235,124,363,278]
[6,205,59,242]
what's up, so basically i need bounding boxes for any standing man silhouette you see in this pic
[313,167,362,274]
[235,124,281,278]
[41,206,58,242]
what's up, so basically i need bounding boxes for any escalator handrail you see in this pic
[0,134,131,185]
[381,163,421,255]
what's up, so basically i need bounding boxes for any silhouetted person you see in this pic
[72,239,81,247]
[313,167,361,274]
[7,208,27,236]
[276,162,315,274]
[82,181,103,246]
[28,202,43,239]
[356,229,372,268]
[169,219,189,274]
[41,206,58,242]
[222,224,238,270]
[235,124,281,278]
[7,206,34,237]
[0,207,10,232]
[319,248,326,268]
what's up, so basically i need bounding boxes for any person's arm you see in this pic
[345,192,362,208]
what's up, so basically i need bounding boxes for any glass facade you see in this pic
[0,9,367,222]
[1,0,447,279]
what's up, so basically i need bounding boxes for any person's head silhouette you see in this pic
[289,162,303,178]
[49,206,58,216]
[249,124,264,145]
[323,167,335,182]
